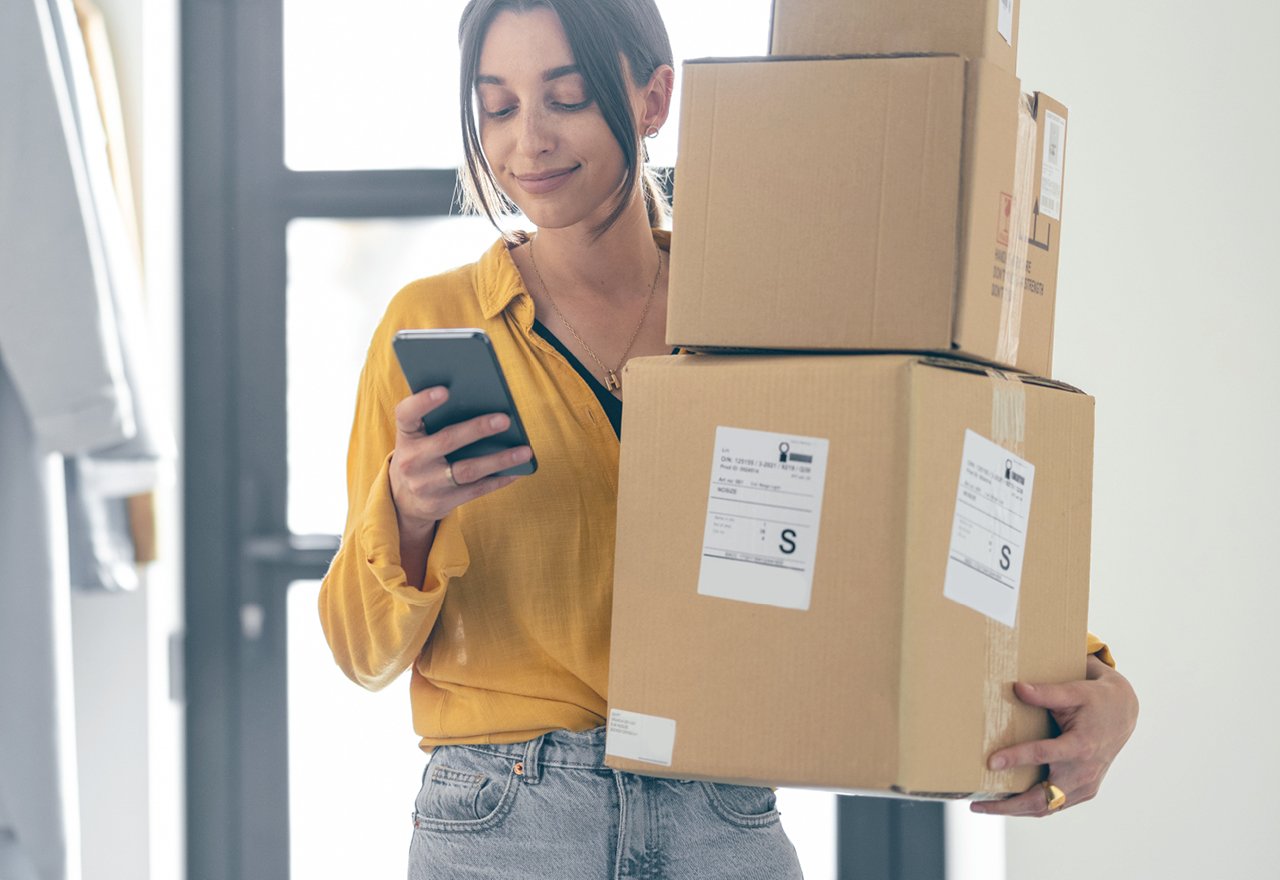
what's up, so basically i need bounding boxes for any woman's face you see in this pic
[475,8,634,231]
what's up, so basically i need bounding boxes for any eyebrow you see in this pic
[476,64,581,86]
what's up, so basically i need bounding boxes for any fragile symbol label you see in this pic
[697,426,830,611]
[943,430,1035,627]
[997,191,1013,247]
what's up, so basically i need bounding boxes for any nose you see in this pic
[516,106,555,158]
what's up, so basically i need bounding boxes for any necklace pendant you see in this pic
[605,371,621,392]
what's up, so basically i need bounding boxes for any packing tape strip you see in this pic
[994,94,1039,368]
[988,367,1026,458]
[982,368,1027,786]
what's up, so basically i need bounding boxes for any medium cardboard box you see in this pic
[666,55,1069,378]
[605,354,1093,797]
[770,0,1020,75]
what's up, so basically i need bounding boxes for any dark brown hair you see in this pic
[457,0,673,238]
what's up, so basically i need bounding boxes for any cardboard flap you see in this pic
[917,355,1087,395]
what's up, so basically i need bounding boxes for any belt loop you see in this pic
[520,734,544,785]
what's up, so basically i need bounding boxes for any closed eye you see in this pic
[552,99,592,112]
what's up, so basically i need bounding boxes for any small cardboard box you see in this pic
[605,353,1093,797]
[770,0,1020,75]
[666,55,1069,378]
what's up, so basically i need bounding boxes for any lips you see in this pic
[514,165,579,195]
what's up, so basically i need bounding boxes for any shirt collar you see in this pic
[475,236,530,321]
[474,229,674,322]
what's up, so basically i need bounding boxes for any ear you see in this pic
[637,64,675,135]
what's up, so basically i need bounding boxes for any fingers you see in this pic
[430,412,514,458]
[1011,680,1088,712]
[989,726,1097,771]
[445,445,533,488]
[395,390,520,464]
[970,784,1059,818]
[445,472,521,504]
[971,773,1100,818]
[395,386,448,435]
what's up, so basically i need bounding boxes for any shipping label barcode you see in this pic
[1039,110,1067,221]
[696,426,830,611]
[997,0,1014,45]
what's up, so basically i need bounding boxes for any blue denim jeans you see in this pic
[408,727,804,879]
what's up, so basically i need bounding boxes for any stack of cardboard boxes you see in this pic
[605,0,1093,799]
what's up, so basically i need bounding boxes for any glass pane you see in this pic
[286,215,520,536]
[650,0,775,169]
[283,0,773,171]
[283,0,471,170]
[778,789,837,880]
[287,579,426,880]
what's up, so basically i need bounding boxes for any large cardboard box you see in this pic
[605,354,1093,797]
[666,55,1069,378]
[770,0,1020,75]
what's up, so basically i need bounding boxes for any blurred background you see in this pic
[1,0,1276,878]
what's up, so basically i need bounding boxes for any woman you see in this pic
[319,0,1139,876]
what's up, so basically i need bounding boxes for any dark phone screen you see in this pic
[392,329,537,476]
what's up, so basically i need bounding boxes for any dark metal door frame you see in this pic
[180,1,943,876]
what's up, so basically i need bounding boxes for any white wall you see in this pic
[1007,2,1280,876]
[67,1,183,879]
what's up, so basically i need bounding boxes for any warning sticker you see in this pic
[943,430,1035,627]
[996,191,1013,248]
[997,0,1014,45]
[1039,110,1067,220]
[697,426,830,611]
[606,709,676,767]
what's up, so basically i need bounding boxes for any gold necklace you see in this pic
[527,238,663,392]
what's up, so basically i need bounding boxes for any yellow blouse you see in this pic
[319,230,1113,752]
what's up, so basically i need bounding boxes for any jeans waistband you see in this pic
[448,727,609,784]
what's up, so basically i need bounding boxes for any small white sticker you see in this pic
[997,0,1014,46]
[606,709,676,766]
[1039,109,1067,220]
[697,426,830,611]
[943,430,1035,627]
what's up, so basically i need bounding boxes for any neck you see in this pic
[529,197,660,305]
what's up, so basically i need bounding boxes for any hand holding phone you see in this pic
[389,329,536,531]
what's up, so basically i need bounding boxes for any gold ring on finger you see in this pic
[1042,781,1066,812]
[445,463,461,488]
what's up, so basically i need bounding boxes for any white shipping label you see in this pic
[943,430,1035,627]
[606,709,676,766]
[997,0,1014,45]
[1039,110,1067,220]
[697,426,830,611]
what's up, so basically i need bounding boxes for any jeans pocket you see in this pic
[701,782,781,828]
[414,747,519,833]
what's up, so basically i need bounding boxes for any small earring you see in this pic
[645,125,660,139]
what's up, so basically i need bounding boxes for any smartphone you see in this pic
[392,329,537,477]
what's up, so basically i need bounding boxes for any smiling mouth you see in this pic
[514,165,579,194]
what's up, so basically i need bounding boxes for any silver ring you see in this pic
[445,463,460,488]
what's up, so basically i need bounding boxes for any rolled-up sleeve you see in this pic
[1086,632,1115,669]
[318,337,470,692]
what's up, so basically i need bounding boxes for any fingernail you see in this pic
[513,447,531,463]
[429,387,445,401]
[970,804,987,814]
[990,755,1008,770]
[1021,683,1036,693]
[490,415,508,429]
